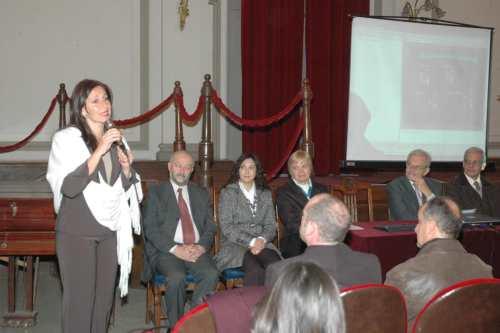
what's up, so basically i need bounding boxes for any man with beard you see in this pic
[142,150,218,329]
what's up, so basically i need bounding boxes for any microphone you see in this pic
[105,120,128,154]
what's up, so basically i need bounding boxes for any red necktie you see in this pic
[177,188,195,244]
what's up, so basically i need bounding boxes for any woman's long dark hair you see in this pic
[252,262,345,333]
[69,79,113,151]
[225,153,269,190]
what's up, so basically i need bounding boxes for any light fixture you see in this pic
[401,0,446,19]
[178,0,189,31]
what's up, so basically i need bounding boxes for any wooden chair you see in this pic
[330,178,374,222]
[341,284,407,333]
[412,278,500,333]
[145,273,199,332]
[171,303,216,333]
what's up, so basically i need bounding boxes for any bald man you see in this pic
[385,196,492,326]
[142,150,218,328]
[265,193,381,289]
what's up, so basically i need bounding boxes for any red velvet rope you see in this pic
[212,90,303,128]
[0,97,58,154]
[266,117,304,181]
[114,93,175,128]
[177,94,205,125]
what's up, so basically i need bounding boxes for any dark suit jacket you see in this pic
[142,181,216,281]
[387,176,443,221]
[206,286,267,333]
[276,179,328,257]
[385,239,492,325]
[276,179,329,235]
[446,173,500,217]
[265,244,381,289]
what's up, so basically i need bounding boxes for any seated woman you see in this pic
[276,150,328,258]
[215,153,281,286]
[252,262,345,333]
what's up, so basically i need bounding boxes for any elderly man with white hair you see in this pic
[387,149,443,220]
[447,146,500,217]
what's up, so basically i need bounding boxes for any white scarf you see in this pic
[46,127,142,297]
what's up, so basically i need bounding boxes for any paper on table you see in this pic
[462,208,476,215]
[349,224,364,230]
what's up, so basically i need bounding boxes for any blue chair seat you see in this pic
[153,272,199,286]
[221,267,245,281]
[220,267,245,289]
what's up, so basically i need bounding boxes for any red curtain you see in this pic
[241,0,304,172]
[306,0,369,175]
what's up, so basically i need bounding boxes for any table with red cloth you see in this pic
[345,221,500,280]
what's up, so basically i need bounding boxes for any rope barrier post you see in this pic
[173,81,186,152]
[56,83,69,129]
[198,74,214,189]
[300,78,314,159]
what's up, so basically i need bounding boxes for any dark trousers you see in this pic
[156,252,218,328]
[280,233,307,258]
[57,231,117,333]
[243,248,281,286]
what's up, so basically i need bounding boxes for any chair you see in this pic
[412,278,500,333]
[331,178,374,222]
[341,284,407,333]
[145,273,199,331]
[171,303,216,333]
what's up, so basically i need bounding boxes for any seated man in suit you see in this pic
[142,150,218,329]
[385,196,492,326]
[447,146,500,217]
[387,149,443,220]
[265,193,381,289]
[276,150,328,258]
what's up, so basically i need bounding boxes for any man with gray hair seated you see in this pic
[385,196,492,326]
[387,149,443,220]
[447,146,500,217]
[265,193,381,289]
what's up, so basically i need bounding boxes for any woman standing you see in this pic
[215,153,281,286]
[46,79,141,333]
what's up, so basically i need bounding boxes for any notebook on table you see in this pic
[374,224,416,233]
[461,211,500,227]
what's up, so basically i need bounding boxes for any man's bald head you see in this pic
[302,193,352,243]
[168,150,194,186]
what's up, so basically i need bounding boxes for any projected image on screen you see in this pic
[402,44,486,131]
[346,17,492,163]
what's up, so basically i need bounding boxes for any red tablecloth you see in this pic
[346,221,500,280]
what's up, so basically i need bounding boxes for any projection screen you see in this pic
[346,17,493,163]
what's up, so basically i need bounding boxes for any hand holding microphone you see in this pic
[105,120,134,177]
[105,120,128,154]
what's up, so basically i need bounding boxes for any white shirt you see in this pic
[238,181,256,204]
[170,181,200,252]
[465,173,482,189]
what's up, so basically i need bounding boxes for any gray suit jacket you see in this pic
[142,181,216,281]
[265,244,382,289]
[214,183,280,271]
[385,239,492,325]
[387,176,443,220]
